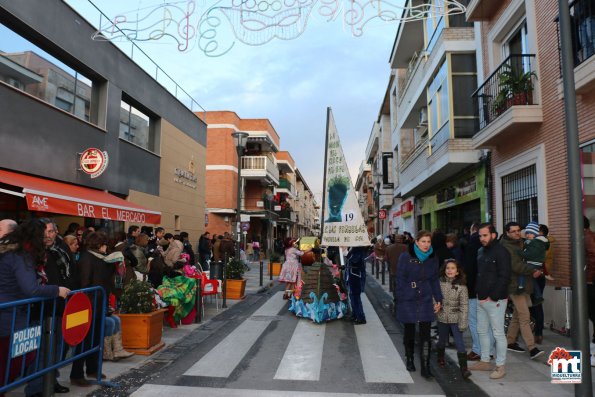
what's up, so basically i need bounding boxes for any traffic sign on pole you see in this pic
[62,293,92,346]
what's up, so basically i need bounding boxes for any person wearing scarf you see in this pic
[396,230,443,379]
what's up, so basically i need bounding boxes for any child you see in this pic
[436,259,471,379]
[519,221,549,305]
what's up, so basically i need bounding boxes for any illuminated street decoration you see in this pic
[91,0,466,57]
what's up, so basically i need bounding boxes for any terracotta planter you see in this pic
[119,308,166,355]
[270,262,282,276]
[226,278,247,300]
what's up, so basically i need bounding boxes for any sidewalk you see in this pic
[366,264,595,397]
[6,260,274,397]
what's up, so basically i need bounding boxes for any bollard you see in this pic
[375,259,379,279]
[195,281,202,324]
[269,260,273,281]
[381,261,385,285]
[371,258,375,275]
[42,317,54,397]
[222,257,228,309]
[259,261,263,287]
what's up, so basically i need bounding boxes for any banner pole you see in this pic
[320,107,331,240]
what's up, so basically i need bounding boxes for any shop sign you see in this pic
[79,148,108,178]
[392,210,401,218]
[25,194,161,224]
[174,158,197,189]
[401,200,414,218]
[378,209,387,219]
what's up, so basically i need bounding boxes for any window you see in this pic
[501,165,538,227]
[428,61,450,150]
[451,54,478,138]
[120,98,152,151]
[425,0,445,53]
[0,23,96,124]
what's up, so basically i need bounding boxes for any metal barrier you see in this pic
[1,286,108,395]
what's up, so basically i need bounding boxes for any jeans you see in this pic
[104,315,121,337]
[437,322,466,353]
[468,298,495,355]
[349,278,365,321]
[477,298,507,366]
[507,293,536,351]
[529,276,545,336]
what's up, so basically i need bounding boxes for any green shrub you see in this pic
[226,257,245,280]
[120,279,155,314]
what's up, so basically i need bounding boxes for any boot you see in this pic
[165,306,177,328]
[457,352,472,379]
[437,347,445,368]
[420,339,432,378]
[405,340,416,372]
[102,336,114,361]
[112,331,134,360]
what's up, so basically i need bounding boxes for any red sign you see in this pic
[26,193,161,224]
[378,209,387,219]
[80,148,108,178]
[62,293,92,346]
[401,200,414,213]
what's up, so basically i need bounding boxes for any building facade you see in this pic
[0,1,206,242]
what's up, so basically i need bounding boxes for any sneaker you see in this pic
[530,347,544,359]
[507,343,525,353]
[469,360,492,371]
[489,365,506,379]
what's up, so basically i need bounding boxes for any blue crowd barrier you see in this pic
[0,286,107,395]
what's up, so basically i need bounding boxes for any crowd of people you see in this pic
[371,221,561,381]
[0,219,211,397]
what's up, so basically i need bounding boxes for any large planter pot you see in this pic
[270,262,282,276]
[119,308,167,355]
[226,279,247,300]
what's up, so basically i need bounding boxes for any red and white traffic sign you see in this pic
[378,209,387,220]
[62,293,93,346]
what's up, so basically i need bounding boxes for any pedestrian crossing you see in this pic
[184,291,412,384]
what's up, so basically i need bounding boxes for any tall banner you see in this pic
[321,108,371,247]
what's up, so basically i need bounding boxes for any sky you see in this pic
[16,1,402,204]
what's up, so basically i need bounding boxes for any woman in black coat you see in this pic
[396,230,443,378]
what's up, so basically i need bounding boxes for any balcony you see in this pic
[241,156,279,185]
[466,0,501,21]
[276,177,296,197]
[276,208,296,223]
[400,138,480,197]
[556,0,595,95]
[472,54,543,149]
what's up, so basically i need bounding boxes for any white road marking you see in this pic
[274,320,326,381]
[354,294,414,383]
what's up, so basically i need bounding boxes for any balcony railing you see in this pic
[398,50,426,103]
[472,54,538,130]
[241,155,279,182]
[278,178,296,195]
[556,0,595,73]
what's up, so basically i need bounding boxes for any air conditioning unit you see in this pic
[419,107,428,126]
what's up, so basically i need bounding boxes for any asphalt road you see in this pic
[87,276,488,397]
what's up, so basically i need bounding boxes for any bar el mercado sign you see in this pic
[80,148,108,179]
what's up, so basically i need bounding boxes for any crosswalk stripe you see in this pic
[183,291,287,377]
[354,294,414,383]
[274,320,326,381]
[132,385,445,397]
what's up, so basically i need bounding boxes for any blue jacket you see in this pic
[396,245,442,324]
[0,250,59,336]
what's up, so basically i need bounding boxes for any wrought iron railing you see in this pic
[472,54,537,130]
[556,0,595,75]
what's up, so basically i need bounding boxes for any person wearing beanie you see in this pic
[518,221,549,305]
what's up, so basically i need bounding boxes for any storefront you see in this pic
[0,169,161,235]
[400,198,415,235]
[417,164,487,234]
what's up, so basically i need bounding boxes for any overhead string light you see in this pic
[91,0,467,57]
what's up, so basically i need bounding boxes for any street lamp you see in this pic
[231,131,249,261]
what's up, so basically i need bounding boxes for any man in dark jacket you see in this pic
[500,222,544,360]
[384,234,407,312]
[219,232,236,262]
[464,223,495,361]
[469,223,511,380]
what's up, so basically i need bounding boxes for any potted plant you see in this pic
[269,252,282,276]
[494,64,537,115]
[225,258,247,299]
[118,280,167,355]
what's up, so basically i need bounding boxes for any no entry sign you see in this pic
[62,293,92,346]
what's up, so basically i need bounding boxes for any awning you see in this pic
[0,169,161,224]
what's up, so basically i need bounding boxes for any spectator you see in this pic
[396,230,443,378]
[0,219,17,239]
[252,238,261,261]
[518,222,548,305]
[180,232,196,265]
[385,234,408,313]
[346,246,368,324]
[219,232,235,262]
[64,222,80,237]
[445,233,464,264]
[198,231,212,266]
[469,223,511,379]
[212,235,223,262]
[127,225,140,246]
[163,233,183,268]
[0,220,69,393]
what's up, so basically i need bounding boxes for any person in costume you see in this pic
[278,238,310,299]
[346,246,368,324]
